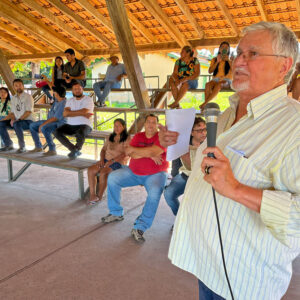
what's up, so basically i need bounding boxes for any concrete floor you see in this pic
[0,159,298,300]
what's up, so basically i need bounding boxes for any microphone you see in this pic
[204,102,220,158]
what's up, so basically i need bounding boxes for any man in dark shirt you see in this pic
[63,48,86,88]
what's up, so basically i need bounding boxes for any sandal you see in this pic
[87,197,100,205]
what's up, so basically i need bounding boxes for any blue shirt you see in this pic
[105,63,126,83]
[48,99,66,126]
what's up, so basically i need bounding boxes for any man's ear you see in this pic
[280,57,293,79]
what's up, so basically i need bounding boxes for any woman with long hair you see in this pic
[87,118,129,205]
[0,87,11,120]
[200,41,233,111]
[41,56,65,103]
[168,45,200,109]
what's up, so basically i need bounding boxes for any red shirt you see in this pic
[129,132,169,175]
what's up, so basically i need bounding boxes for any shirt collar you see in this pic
[229,84,287,120]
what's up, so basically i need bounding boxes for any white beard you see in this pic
[231,80,250,92]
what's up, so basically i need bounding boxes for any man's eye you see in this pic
[249,51,258,58]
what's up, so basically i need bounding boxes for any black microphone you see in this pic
[204,102,220,158]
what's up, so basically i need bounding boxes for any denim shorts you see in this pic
[187,79,198,89]
[212,77,232,85]
[104,158,122,171]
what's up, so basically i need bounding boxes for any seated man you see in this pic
[54,81,94,159]
[0,79,34,153]
[29,86,67,156]
[93,55,126,107]
[102,114,168,243]
[164,117,206,220]
[63,48,86,88]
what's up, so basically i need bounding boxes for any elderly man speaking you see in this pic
[160,22,300,300]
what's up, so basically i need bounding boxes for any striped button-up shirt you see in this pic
[169,84,300,300]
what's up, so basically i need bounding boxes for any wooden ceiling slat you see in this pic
[255,0,269,21]
[21,0,92,49]
[0,21,46,52]
[0,39,22,55]
[215,0,239,36]
[47,0,115,48]
[140,0,191,47]
[174,0,205,38]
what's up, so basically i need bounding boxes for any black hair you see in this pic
[0,87,11,114]
[214,41,231,77]
[53,56,64,80]
[13,78,24,85]
[52,86,66,98]
[145,114,159,122]
[190,117,206,144]
[182,45,194,58]
[64,48,75,55]
[109,118,128,143]
[71,80,82,88]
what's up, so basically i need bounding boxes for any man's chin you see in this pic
[231,81,250,92]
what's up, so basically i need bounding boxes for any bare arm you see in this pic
[19,111,31,120]
[63,107,92,118]
[70,70,85,80]
[0,112,14,121]
[208,57,220,74]
[126,145,164,159]
[180,151,191,171]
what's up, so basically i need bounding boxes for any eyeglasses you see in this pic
[235,50,287,61]
[193,128,207,133]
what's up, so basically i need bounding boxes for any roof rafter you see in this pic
[256,0,268,21]
[47,0,115,48]
[174,0,205,39]
[1,32,38,54]
[21,0,92,49]
[0,0,81,54]
[0,21,47,52]
[0,39,22,55]
[215,0,239,36]
[140,0,191,47]
[295,0,300,25]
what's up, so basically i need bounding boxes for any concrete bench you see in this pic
[0,151,97,199]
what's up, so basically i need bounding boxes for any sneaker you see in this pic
[68,150,81,160]
[131,229,145,243]
[29,148,43,153]
[16,147,26,153]
[0,145,14,152]
[43,150,57,156]
[101,214,124,223]
[95,101,107,107]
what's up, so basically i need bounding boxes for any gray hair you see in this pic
[243,22,299,83]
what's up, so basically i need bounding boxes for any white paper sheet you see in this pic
[166,108,196,161]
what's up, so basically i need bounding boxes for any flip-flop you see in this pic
[87,197,100,205]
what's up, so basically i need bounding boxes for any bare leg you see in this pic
[97,167,112,200]
[200,81,215,110]
[172,82,189,106]
[292,78,300,101]
[87,164,100,202]
[170,79,178,101]
[206,81,222,102]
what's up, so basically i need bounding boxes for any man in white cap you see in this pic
[93,55,126,107]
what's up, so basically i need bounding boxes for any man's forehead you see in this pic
[237,30,272,50]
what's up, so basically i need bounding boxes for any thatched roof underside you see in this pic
[0,0,299,61]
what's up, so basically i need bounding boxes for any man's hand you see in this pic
[84,112,93,119]
[151,155,163,165]
[38,125,43,133]
[96,159,105,169]
[201,147,240,200]
[116,74,123,81]
[10,119,15,127]
[216,54,222,63]
[158,124,179,148]
[125,145,134,156]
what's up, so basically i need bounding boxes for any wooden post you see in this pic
[105,0,150,110]
[0,49,15,94]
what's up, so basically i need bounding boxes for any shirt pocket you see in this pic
[226,150,273,189]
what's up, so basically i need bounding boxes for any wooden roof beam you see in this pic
[295,0,300,25]
[47,0,115,48]
[21,0,92,49]
[174,0,205,39]
[0,49,15,94]
[256,0,268,21]
[140,0,191,48]
[0,40,22,55]
[125,8,157,43]
[1,32,38,54]
[215,0,239,36]
[0,0,81,54]
[0,21,47,52]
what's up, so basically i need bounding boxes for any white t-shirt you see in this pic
[11,92,34,121]
[65,96,94,127]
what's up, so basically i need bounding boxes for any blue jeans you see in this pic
[164,173,187,216]
[93,81,121,104]
[107,166,167,232]
[0,119,32,148]
[187,79,198,89]
[29,120,59,151]
[198,280,225,300]
[42,85,53,100]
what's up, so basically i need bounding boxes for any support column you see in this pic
[0,49,15,94]
[106,0,150,110]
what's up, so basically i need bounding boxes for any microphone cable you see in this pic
[212,187,235,300]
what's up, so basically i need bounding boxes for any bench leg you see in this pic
[78,170,85,199]
[11,162,32,182]
[7,159,13,181]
